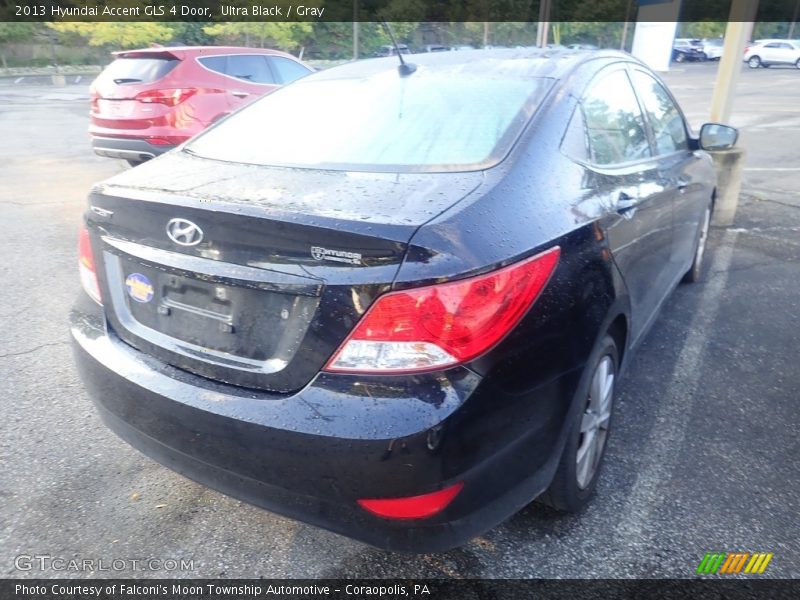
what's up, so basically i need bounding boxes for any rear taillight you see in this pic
[89,87,99,114]
[357,482,464,520]
[78,226,102,305]
[325,247,560,374]
[135,88,197,107]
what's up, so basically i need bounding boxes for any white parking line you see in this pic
[612,229,739,566]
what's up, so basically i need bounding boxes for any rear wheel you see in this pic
[539,334,618,512]
[748,56,762,68]
[683,204,712,283]
[126,159,145,168]
[795,58,800,69]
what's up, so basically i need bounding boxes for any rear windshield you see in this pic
[97,57,179,85]
[185,68,553,173]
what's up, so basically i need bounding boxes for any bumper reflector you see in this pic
[357,482,464,520]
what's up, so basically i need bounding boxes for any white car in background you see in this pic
[743,39,800,68]
[701,38,724,60]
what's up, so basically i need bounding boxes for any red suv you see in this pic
[89,46,313,165]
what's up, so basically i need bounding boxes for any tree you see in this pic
[167,22,214,46]
[0,23,41,69]
[679,22,727,39]
[202,22,312,51]
[46,22,175,48]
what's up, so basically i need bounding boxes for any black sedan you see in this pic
[71,49,737,552]
[672,39,707,62]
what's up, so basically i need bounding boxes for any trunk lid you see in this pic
[87,152,482,392]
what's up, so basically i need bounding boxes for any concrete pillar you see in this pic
[709,147,746,227]
[709,17,751,123]
[707,0,757,228]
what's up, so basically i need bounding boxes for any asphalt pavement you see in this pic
[0,61,798,579]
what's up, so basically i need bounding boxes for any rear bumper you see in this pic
[91,136,176,162]
[70,304,578,552]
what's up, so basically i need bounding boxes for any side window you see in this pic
[268,56,312,84]
[197,56,227,76]
[582,69,651,166]
[561,105,589,162]
[630,70,689,155]
[764,43,780,48]
[226,55,276,84]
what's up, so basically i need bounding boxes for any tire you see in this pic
[126,159,145,167]
[675,53,685,63]
[683,203,712,284]
[796,59,800,69]
[539,334,619,512]
[748,56,761,68]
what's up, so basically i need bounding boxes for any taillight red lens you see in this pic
[325,247,560,373]
[357,482,464,520]
[89,89,99,114]
[78,226,102,305]
[135,88,197,107]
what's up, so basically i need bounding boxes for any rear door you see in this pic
[760,42,782,63]
[572,66,675,342]
[223,54,280,110]
[629,67,707,278]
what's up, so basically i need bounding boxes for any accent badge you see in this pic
[125,273,154,303]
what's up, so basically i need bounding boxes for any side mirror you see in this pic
[699,123,738,151]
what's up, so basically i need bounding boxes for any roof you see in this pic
[312,48,633,83]
[113,46,293,58]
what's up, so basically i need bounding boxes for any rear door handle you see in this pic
[232,91,250,99]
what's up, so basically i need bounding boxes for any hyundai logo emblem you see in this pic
[166,218,204,247]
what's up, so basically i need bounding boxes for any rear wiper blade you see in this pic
[113,78,142,84]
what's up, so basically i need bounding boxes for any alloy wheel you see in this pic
[695,207,711,269]
[576,355,615,490]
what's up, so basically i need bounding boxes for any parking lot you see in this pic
[1,60,798,578]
